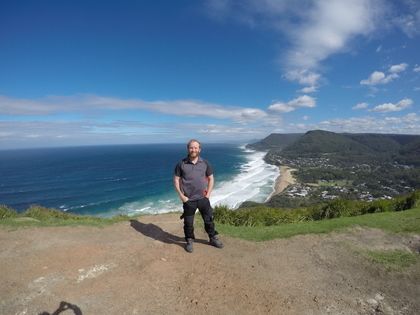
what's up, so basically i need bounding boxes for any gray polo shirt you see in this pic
[174,157,213,201]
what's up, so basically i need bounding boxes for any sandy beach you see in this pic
[269,165,297,199]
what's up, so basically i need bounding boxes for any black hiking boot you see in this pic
[185,238,194,253]
[209,235,224,248]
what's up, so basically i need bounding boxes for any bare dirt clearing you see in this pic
[1,214,419,315]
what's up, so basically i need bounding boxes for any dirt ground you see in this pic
[1,214,419,315]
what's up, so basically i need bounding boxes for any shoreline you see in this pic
[268,165,297,200]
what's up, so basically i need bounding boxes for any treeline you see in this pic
[214,190,420,227]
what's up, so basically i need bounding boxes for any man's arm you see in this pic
[205,174,214,198]
[173,175,188,203]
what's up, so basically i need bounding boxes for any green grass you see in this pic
[216,207,420,241]
[361,250,418,271]
[0,205,130,228]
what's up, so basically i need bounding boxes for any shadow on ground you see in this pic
[39,301,82,315]
[130,219,210,249]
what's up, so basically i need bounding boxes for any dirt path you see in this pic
[1,214,419,315]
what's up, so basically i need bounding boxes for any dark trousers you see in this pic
[182,197,218,241]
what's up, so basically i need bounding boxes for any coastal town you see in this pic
[267,155,416,205]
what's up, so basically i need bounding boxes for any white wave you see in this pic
[114,199,180,217]
[211,150,278,209]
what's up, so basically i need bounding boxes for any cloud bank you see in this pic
[0,94,268,123]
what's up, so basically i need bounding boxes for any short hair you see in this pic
[187,139,201,149]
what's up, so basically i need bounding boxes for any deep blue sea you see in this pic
[0,144,279,217]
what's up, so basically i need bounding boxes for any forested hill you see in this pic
[248,130,420,166]
[246,133,303,150]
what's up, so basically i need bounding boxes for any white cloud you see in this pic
[284,69,321,86]
[414,65,420,72]
[197,124,260,135]
[0,94,267,123]
[285,1,378,70]
[360,71,399,85]
[299,86,317,93]
[302,115,310,121]
[352,102,369,110]
[268,95,316,113]
[285,69,321,87]
[389,63,408,73]
[370,98,413,113]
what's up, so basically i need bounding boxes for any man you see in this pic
[173,139,224,253]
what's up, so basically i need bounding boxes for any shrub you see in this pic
[0,205,18,219]
[393,191,420,211]
[214,205,312,226]
[310,199,362,220]
[362,199,395,214]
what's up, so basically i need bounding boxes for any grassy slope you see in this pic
[2,206,419,243]
[216,207,420,241]
[0,205,130,228]
[0,216,129,228]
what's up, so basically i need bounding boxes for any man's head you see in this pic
[187,139,201,159]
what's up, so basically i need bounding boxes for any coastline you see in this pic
[268,165,297,199]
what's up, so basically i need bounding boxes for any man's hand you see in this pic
[174,175,189,203]
[181,195,189,203]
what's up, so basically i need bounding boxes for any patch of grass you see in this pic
[361,250,418,271]
[216,207,420,241]
[0,205,130,228]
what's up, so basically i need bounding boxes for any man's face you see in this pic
[188,141,201,159]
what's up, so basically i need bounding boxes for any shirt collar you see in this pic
[184,156,203,164]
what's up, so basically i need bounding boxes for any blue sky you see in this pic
[1,0,419,149]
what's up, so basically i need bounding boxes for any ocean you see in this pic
[0,144,279,217]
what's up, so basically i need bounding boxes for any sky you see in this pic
[1,0,420,149]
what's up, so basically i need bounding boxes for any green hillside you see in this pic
[246,133,302,150]
[345,133,403,153]
[397,137,420,166]
[251,130,420,159]
[281,130,375,156]
[260,130,420,166]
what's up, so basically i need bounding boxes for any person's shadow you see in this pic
[39,301,82,315]
[129,219,208,249]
